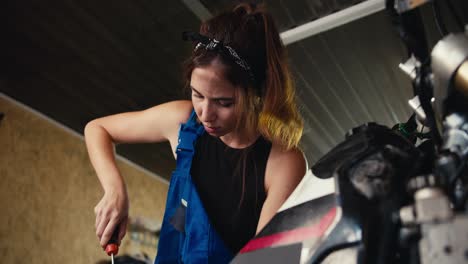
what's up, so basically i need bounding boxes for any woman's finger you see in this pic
[118,217,128,243]
[94,204,102,230]
[100,218,119,247]
[95,214,110,242]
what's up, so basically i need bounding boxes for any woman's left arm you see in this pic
[256,145,307,233]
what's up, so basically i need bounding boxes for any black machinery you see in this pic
[232,0,468,263]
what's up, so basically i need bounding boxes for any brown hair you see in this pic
[183,2,303,150]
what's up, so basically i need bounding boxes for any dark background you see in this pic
[2,0,467,180]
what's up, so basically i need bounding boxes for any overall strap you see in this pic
[175,110,205,173]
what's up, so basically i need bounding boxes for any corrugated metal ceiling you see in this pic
[2,0,467,180]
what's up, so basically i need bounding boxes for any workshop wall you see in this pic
[0,95,168,263]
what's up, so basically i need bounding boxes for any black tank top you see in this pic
[190,133,272,253]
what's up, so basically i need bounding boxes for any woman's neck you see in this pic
[219,130,260,149]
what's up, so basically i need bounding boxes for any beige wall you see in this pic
[0,95,169,263]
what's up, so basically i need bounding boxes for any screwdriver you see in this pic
[105,227,119,264]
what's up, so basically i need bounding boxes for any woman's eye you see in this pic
[192,93,203,99]
[218,101,233,107]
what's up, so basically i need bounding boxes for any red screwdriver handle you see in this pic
[105,227,120,256]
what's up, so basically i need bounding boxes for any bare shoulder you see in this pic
[146,100,193,126]
[265,143,307,192]
[145,100,193,142]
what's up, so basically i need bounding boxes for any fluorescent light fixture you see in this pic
[281,0,386,45]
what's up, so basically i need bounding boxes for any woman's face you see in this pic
[190,63,239,137]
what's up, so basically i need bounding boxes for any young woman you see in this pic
[85,3,306,262]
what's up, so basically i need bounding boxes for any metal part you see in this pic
[409,96,427,122]
[400,186,452,225]
[414,187,453,223]
[419,215,468,264]
[431,33,468,121]
[442,113,468,159]
[407,174,438,192]
[399,55,422,80]
[394,0,431,14]
[399,205,416,225]
[455,61,468,98]
[415,187,443,199]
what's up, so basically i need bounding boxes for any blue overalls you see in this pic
[155,110,234,264]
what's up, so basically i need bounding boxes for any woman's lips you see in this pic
[204,126,219,133]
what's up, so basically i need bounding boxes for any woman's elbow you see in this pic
[84,119,98,137]
[84,119,108,143]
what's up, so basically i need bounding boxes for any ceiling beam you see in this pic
[281,0,386,45]
[181,0,213,21]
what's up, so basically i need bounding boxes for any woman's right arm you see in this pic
[84,100,193,248]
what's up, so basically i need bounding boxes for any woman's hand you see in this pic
[84,101,193,249]
[94,186,129,248]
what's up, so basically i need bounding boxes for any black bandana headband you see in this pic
[182,31,255,83]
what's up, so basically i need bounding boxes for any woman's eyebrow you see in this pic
[190,86,201,94]
[190,86,234,101]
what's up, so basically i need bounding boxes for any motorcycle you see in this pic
[232,0,468,263]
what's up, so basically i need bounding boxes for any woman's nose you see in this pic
[201,102,216,122]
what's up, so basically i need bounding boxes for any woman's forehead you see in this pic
[190,66,237,97]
